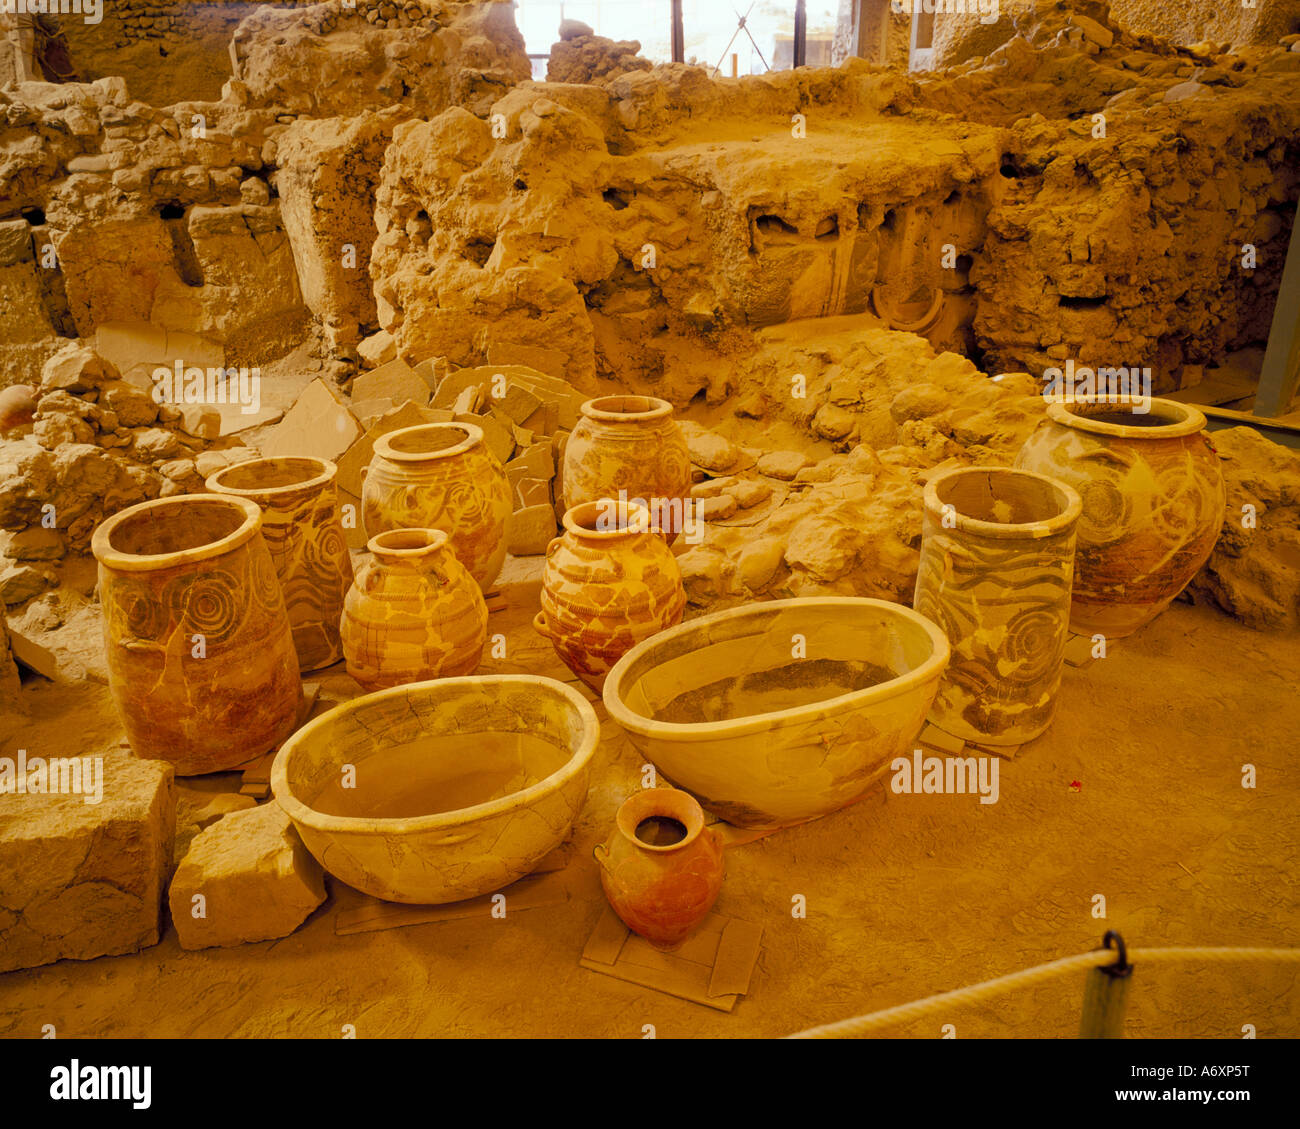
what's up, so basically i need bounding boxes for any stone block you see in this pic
[351,358,430,407]
[0,220,33,267]
[261,378,361,463]
[515,477,552,509]
[357,330,396,368]
[505,442,555,488]
[492,382,542,425]
[505,504,557,556]
[0,753,175,973]
[168,802,325,950]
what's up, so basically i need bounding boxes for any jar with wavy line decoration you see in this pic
[913,467,1081,747]
[1015,398,1225,639]
[341,527,488,692]
[205,456,353,673]
[362,422,511,592]
[91,495,302,775]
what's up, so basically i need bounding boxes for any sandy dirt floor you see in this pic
[1,569,1297,1039]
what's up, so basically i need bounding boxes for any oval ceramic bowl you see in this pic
[603,597,950,828]
[272,675,599,904]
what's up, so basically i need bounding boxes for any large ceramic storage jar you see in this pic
[205,456,353,672]
[913,466,1082,746]
[561,396,692,542]
[535,500,686,692]
[341,528,488,692]
[362,422,512,592]
[91,494,302,775]
[595,788,724,950]
[1015,398,1225,638]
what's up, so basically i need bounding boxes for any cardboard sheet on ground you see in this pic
[580,906,763,1012]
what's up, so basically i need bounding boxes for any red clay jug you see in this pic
[595,788,724,950]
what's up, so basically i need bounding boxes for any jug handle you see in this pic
[532,610,551,639]
[545,536,562,556]
[593,842,610,870]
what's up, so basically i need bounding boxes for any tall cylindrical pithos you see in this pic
[92,494,302,775]
[1015,398,1225,638]
[362,422,512,592]
[205,456,353,672]
[562,396,692,542]
[913,466,1082,746]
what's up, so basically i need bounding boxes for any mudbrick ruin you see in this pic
[0,0,1298,1062]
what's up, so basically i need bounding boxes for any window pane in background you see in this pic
[515,1,839,74]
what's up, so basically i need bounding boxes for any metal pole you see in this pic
[1079,930,1133,1038]
[671,0,685,63]
[793,0,807,68]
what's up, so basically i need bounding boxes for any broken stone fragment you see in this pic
[729,479,773,509]
[0,525,65,562]
[677,421,740,473]
[101,380,159,428]
[357,330,397,369]
[173,791,258,865]
[168,802,326,950]
[696,494,737,522]
[0,564,49,606]
[350,358,430,407]
[261,378,361,463]
[756,450,813,480]
[506,503,558,555]
[39,343,118,396]
[0,753,175,973]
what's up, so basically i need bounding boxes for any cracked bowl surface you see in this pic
[272,675,600,904]
[603,597,950,828]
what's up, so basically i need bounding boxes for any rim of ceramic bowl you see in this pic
[616,788,705,853]
[205,455,336,499]
[271,675,600,835]
[1045,397,1206,439]
[372,422,482,462]
[91,494,262,572]
[603,596,951,742]
[580,395,673,424]
[923,466,1082,541]
[366,527,450,557]
[561,499,653,538]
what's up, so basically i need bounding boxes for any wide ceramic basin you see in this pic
[272,675,599,904]
[602,597,950,828]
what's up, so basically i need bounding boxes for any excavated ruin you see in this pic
[0,0,1297,1049]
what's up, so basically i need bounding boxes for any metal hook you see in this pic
[1100,929,1132,979]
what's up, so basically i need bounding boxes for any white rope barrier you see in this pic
[786,946,1300,1038]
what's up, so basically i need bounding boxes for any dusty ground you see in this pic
[0,573,1297,1038]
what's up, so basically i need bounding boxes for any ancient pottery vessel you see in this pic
[913,466,1082,746]
[534,500,686,692]
[1015,398,1225,638]
[92,494,302,775]
[595,788,724,950]
[341,527,487,692]
[272,675,600,904]
[205,455,353,673]
[561,396,692,541]
[361,422,512,591]
[603,597,950,828]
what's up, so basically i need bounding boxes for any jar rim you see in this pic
[373,422,482,462]
[91,494,262,571]
[1045,397,1206,439]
